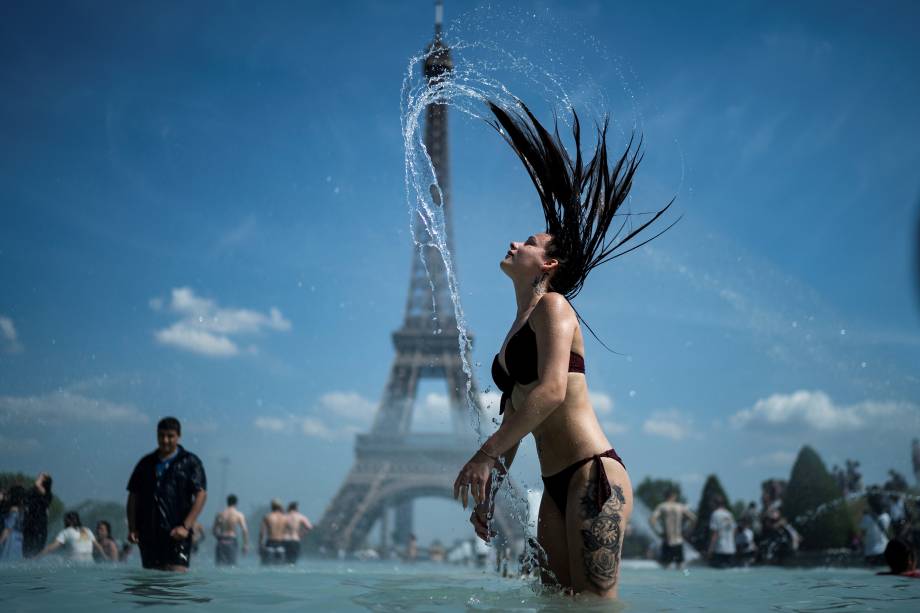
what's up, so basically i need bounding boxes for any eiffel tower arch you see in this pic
[312,3,526,555]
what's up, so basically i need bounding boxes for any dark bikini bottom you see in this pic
[541,448,625,518]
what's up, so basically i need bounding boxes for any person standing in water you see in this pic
[649,488,696,569]
[22,472,52,558]
[259,499,288,565]
[213,494,249,566]
[36,511,108,563]
[860,492,891,566]
[281,501,312,564]
[94,521,119,562]
[0,485,26,561]
[126,417,208,571]
[706,495,737,568]
[454,100,675,598]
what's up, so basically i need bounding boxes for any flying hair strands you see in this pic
[486,99,679,350]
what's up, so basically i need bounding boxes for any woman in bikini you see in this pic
[453,100,674,598]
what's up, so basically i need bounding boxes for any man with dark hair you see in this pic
[22,472,52,558]
[213,493,248,566]
[281,501,313,564]
[649,488,696,569]
[127,417,207,571]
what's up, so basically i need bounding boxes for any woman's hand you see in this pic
[470,499,496,542]
[453,449,496,509]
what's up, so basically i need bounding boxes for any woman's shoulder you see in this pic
[532,292,575,322]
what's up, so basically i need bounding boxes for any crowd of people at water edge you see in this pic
[258,498,313,565]
[127,416,207,572]
[452,99,675,600]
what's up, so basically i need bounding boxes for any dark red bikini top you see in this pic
[491,319,585,414]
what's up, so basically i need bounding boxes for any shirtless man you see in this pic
[281,501,313,564]
[649,488,697,569]
[260,499,288,565]
[213,494,248,566]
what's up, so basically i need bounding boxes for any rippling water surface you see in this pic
[1,558,918,612]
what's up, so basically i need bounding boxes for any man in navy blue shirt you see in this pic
[127,417,207,571]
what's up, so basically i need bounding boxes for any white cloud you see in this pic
[0,315,22,353]
[253,391,378,440]
[0,391,149,426]
[743,450,797,468]
[590,392,614,415]
[213,216,258,254]
[411,392,454,429]
[729,390,918,432]
[601,420,628,435]
[318,392,377,422]
[0,434,40,454]
[301,417,335,440]
[155,324,239,357]
[254,416,287,432]
[152,287,291,357]
[642,410,695,441]
[252,413,360,441]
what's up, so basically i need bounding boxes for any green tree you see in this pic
[635,477,684,510]
[690,474,730,550]
[0,472,66,534]
[783,445,852,550]
[883,470,909,492]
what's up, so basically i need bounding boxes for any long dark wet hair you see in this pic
[486,100,677,302]
[63,511,82,529]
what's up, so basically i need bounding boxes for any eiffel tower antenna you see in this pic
[312,2,525,555]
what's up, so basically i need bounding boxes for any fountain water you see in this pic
[400,5,683,582]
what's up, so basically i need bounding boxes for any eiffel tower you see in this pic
[312,2,523,555]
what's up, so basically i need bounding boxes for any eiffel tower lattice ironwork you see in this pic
[312,4,524,555]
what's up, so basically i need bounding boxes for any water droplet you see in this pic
[840,329,846,335]
[629,390,636,398]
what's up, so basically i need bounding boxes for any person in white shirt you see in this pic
[860,493,891,566]
[735,518,757,566]
[707,495,737,568]
[36,511,108,563]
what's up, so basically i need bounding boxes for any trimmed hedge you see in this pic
[690,474,730,551]
[783,446,852,550]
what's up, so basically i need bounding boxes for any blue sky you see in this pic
[1,0,919,544]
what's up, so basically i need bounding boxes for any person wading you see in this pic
[454,99,675,598]
[126,417,207,572]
